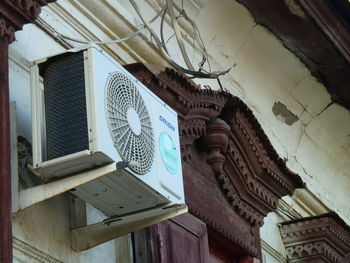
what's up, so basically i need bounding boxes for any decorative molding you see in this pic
[13,237,62,263]
[224,103,303,196]
[217,100,303,226]
[0,16,15,42]
[199,118,230,175]
[285,240,343,263]
[261,239,287,263]
[292,188,331,217]
[125,63,304,258]
[0,0,56,42]
[280,212,350,263]
[277,199,301,220]
[223,151,273,227]
[188,203,258,256]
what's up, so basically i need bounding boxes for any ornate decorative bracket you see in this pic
[199,118,230,175]
[0,17,15,42]
[280,212,350,263]
[0,0,56,43]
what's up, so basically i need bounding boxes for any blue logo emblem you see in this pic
[159,132,178,174]
[159,115,175,132]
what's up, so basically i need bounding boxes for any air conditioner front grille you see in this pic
[105,72,155,174]
[43,52,89,160]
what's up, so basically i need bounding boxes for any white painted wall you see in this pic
[12,195,118,263]
[192,0,350,220]
[261,211,288,263]
[8,0,350,261]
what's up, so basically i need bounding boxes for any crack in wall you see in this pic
[315,102,333,117]
[231,22,257,61]
[265,126,290,161]
[292,156,311,179]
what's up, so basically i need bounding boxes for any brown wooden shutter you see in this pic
[150,213,210,263]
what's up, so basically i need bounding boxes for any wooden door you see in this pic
[150,213,210,263]
[208,227,240,263]
[133,214,259,263]
[209,248,239,263]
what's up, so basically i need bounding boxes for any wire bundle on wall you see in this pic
[52,0,230,79]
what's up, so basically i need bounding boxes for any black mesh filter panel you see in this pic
[43,52,89,160]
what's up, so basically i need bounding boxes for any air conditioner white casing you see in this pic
[31,45,185,217]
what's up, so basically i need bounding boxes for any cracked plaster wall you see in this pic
[192,0,350,222]
[188,1,350,258]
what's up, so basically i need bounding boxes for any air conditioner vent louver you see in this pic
[105,72,155,174]
[43,52,89,160]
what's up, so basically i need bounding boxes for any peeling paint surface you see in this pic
[284,0,307,19]
[272,102,299,126]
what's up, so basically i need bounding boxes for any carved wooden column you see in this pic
[0,22,12,263]
[199,118,230,175]
[0,1,56,262]
[280,212,350,263]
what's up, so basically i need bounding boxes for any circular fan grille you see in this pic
[105,72,155,174]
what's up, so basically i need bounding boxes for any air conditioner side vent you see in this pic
[42,52,89,160]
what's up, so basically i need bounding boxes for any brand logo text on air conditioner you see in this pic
[159,115,175,132]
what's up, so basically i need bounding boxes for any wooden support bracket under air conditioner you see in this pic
[70,200,187,251]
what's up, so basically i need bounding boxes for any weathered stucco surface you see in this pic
[193,0,350,220]
[12,195,115,263]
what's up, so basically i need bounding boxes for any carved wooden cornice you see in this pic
[187,202,259,256]
[0,0,55,42]
[219,97,304,226]
[280,213,350,263]
[125,63,304,257]
[126,64,227,119]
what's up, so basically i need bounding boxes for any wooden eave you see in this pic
[280,212,350,262]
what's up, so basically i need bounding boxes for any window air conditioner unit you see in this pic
[30,45,185,219]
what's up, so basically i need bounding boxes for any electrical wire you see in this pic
[163,1,229,78]
[52,0,230,79]
[52,5,167,45]
[176,9,210,73]
[129,0,230,78]
[166,0,195,71]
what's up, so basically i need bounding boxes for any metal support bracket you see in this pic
[10,102,19,213]
[71,203,188,251]
[17,162,117,211]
